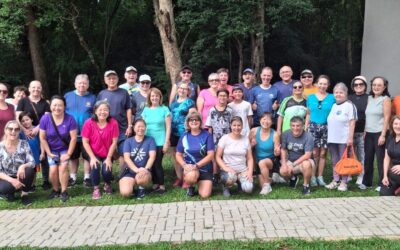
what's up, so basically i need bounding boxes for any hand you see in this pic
[274,145,281,156]
[39,153,45,161]
[272,100,279,111]
[162,141,170,154]
[31,126,39,137]
[90,157,100,169]
[225,166,236,174]
[183,164,197,173]
[23,128,33,140]
[104,158,113,171]
[48,152,57,159]
[60,154,70,163]
[378,135,386,146]
[391,165,400,175]
[17,165,26,180]
[137,168,148,174]
[251,102,257,111]
[382,176,389,186]
[247,170,253,182]
[250,138,257,147]
[11,178,25,189]
[125,127,132,137]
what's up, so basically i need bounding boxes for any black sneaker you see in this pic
[136,189,145,199]
[187,186,195,197]
[0,193,16,202]
[157,188,166,195]
[68,178,77,187]
[42,181,51,190]
[289,176,299,189]
[21,195,32,206]
[60,191,69,202]
[84,178,92,188]
[48,190,60,200]
[302,185,311,195]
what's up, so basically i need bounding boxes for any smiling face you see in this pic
[352,80,366,95]
[187,116,201,131]
[371,78,386,96]
[14,90,26,101]
[218,72,229,87]
[0,84,8,101]
[208,76,220,90]
[290,120,303,137]
[20,115,33,129]
[242,72,254,84]
[260,68,273,85]
[334,88,347,103]
[317,77,329,93]
[95,103,110,121]
[279,66,293,82]
[300,74,313,87]
[29,81,42,98]
[124,70,137,84]
[134,120,146,136]
[150,91,161,106]
[75,78,89,94]
[177,83,190,98]
[392,118,400,136]
[104,74,119,90]
[217,91,228,105]
[180,69,192,82]
[50,98,65,116]
[5,122,20,141]
[292,82,303,96]
[232,89,243,101]
[230,119,243,135]
[260,114,272,129]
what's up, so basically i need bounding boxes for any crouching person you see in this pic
[119,119,155,199]
[280,116,314,195]
[216,116,254,197]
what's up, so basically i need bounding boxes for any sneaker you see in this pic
[222,187,231,197]
[60,191,69,202]
[21,195,32,206]
[157,188,166,195]
[0,193,16,202]
[42,181,51,190]
[181,181,189,189]
[187,186,195,197]
[48,190,60,199]
[173,179,182,188]
[92,188,101,200]
[375,186,381,192]
[259,183,272,195]
[84,178,92,188]
[358,184,367,190]
[272,173,287,183]
[310,176,318,187]
[289,176,299,189]
[103,183,112,194]
[337,181,348,192]
[356,175,363,185]
[212,174,219,187]
[302,185,311,195]
[137,188,145,199]
[68,178,77,187]
[325,180,339,190]
[317,176,327,186]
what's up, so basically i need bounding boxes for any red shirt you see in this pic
[0,104,15,139]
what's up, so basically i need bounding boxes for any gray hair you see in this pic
[208,73,219,81]
[333,82,348,95]
[75,74,89,83]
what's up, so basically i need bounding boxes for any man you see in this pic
[119,66,139,95]
[300,69,317,99]
[274,65,297,103]
[97,70,133,170]
[64,74,96,187]
[239,68,255,102]
[132,74,152,120]
[280,116,314,195]
[169,65,200,105]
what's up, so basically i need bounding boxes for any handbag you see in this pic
[335,146,363,175]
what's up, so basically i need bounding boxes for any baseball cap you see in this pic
[181,65,192,72]
[242,68,254,74]
[104,70,117,77]
[139,74,151,82]
[125,66,137,72]
[301,69,313,76]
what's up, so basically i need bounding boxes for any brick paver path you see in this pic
[0,197,399,247]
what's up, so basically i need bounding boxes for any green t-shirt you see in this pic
[141,105,171,146]
[278,96,307,132]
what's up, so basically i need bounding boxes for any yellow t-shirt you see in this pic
[303,85,318,99]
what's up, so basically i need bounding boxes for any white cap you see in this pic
[104,70,117,77]
[139,74,151,82]
[125,66,137,72]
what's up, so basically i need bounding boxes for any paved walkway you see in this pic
[0,197,399,247]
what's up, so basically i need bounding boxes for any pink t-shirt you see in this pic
[0,104,15,139]
[199,89,217,126]
[81,118,119,158]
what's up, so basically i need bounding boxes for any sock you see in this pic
[138,186,145,190]
[70,173,77,180]
[291,176,296,180]
[304,184,309,187]
[84,174,90,179]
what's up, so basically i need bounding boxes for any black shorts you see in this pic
[70,141,90,161]
[198,171,213,181]
[170,134,180,147]
[120,167,136,179]
[253,157,280,175]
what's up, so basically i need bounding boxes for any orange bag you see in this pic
[335,146,362,175]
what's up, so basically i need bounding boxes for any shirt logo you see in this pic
[86,102,92,107]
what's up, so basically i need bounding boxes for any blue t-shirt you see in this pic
[307,93,335,124]
[176,130,215,173]
[141,106,171,146]
[273,80,296,103]
[64,91,96,140]
[20,128,40,165]
[123,136,156,169]
[248,85,279,126]
[170,98,195,137]
[239,83,254,102]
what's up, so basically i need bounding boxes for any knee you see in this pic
[302,161,312,171]
[221,172,237,187]
[135,172,151,186]
[241,181,253,193]
[120,189,133,198]
[199,189,211,199]
[184,170,199,185]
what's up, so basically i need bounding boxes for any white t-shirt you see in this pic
[228,100,253,136]
[218,134,250,172]
[327,101,357,144]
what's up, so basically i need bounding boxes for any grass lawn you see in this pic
[0,156,379,210]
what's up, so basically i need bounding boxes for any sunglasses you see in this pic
[317,100,322,109]
[189,118,200,122]
[6,127,20,132]
[301,75,313,79]
[140,81,151,85]
[178,87,189,91]
[209,79,220,82]
[182,71,192,74]
[293,85,303,89]
[353,83,365,87]
[0,90,8,95]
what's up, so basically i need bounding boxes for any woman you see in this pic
[170,83,196,188]
[249,112,280,195]
[176,112,214,198]
[380,116,400,196]
[120,119,156,199]
[216,116,254,197]
[364,76,391,192]
[6,85,28,110]
[141,88,171,194]
[82,100,118,199]
[39,95,77,202]
[217,68,233,101]
[0,121,35,205]
[169,65,200,105]
[305,75,335,187]
[197,73,219,127]
[0,83,15,139]
[325,83,357,191]
[348,76,369,188]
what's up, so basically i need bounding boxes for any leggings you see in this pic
[151,146,164,185]
[41,155,49,182]
[0,167,35,195]
[380,171,400,196]
[90,157,113,186]
[363,132,385,187]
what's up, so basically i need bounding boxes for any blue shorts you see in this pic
[47,150,69,167]
[117,133,127,156]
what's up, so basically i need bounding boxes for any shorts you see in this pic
[221,169,253,193]
[117,133,127,156]
[198,171,213,181]
[286,159,315,175]
[120,167,136,179]
[308,122,328,148]
[170,134,180,147]
[70,141,90,161]
[254,156,276,175]
[47,150,69,167]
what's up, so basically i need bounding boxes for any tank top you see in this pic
[365,95,387,133]
[255,127,275,161]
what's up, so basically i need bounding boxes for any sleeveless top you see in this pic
[255,127,275,161]
[365,95,387,133]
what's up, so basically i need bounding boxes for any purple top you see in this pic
[39,113,78,152]
[273,80,297,103]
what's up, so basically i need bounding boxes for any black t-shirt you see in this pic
[348,93,368,133]
[17,97,50,126]
[386,136,400,166]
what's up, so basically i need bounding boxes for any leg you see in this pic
[0,179,16,196]
[49,166,60,192]
[151,147,165,189]
[353,133,365,183]
[59,162,69,193]
[238,171,253,194]
[312,147,320,176]
[337,144,349,182]
[300,160,312,185]
[20,167,35,192]
[380,171,400,196]
[258,158,273,184]
[41,156,50,184]
[69,159,79,179]
[90,163,101,188]
[317,147,327,177]
[101,161,113,184]
[363,132,375,187]
[375,136,386,187]
[198,180,213,198]
[329,143,341,182]
[119,177,135,198]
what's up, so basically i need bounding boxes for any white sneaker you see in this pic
[260,183,272,195]
[272,173,287,183]
[356,175,363,185]
[337,181,348,192]
[325,180,339,190]
[358,184,367,190]
[310,176,318,187]
[347,176,352,182]
[375,186,381,192]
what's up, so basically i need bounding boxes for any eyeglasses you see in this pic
[301,75,312,79]
[182,71,192,75]
[353,83,364,87]
[209,79,220,82]
[293,85,303,89]
[140,81,151,85]
[189,118,200,122]
[317,100,322,109]
[6,127,20,132]
[0,90,8,95]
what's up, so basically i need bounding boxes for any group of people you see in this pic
[1,64,400,206]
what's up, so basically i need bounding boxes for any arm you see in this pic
[273,131,281,156]
[125,109,133,136]
[215,146,234,173]
[293,151,312,166]
[103,137,118,170]
[382,149,391,186]
[276,116,283,135]
[163,114,172,153]
[39,129,55,158]
[247,115,253,129]
[347,119,356,146]
[379,98,392,145]
[0,173,24,189]
[196,151,214,169]
[169,83,178,105]
[249,128,257,147]
[124,152,140,173]
[246,147,254,181]
[196,95,205,115]
[304,108,310,130]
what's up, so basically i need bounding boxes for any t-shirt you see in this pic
[228,100,253,136]
[393,96,400,116]
[248,85,279,126]
[0,140,35,177]
[123,136,156,169]
[218,134,250,172]
[96,88,132,131]
[327,101,357,144]
[198,89,217,126]
[205,106,233,144]
[5,99,17,110]
[176,130,215,173]
[386,136,400,166]
[39,113,78,152]
[273,80,296,103]
[303,85,318,99]
[238,82,254,102]
[281,130,314,162]
[20,129,41,165]
[17,97,50,126]
[348,93,368,133]
[307,93,335,124]
[278,96,307,132]
[141,105,171,146]
[64,90,96,140]
[0,103,15,139]
[119,82,139,95]
[131,91,147,119]
[81,118,119,158]
[170,98,195,137]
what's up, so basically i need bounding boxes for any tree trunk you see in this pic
[26,5,48,97]
[346,1,353,68]
[153,0,182,86]
[251,0,265,82]
[234,37,243,83]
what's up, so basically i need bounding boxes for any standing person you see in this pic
[274,65,297,103]
[325,83,357,191]
[96,70,132,170]
[119,66,139,95]
[249,67,279,127]
[132,74,152,120]
[305,75,335,187]
[16,80,51,189]
[239,68,255,102]
[81,100,119,199]
[169,65,200,105]
[348,76,369,188]
[197,73,219,127]
[217,68,233,101]
[0,121,35,205]
[64,74,96,187]
[228,86,253,136]
[392,95,400,116]
[39,96,77,202]
[5,85,28,110]
[170,83,196,188]
[216,116,254,197]
[176,112,215,198]
[300,69,317,99]
[363,76,391,192]
[141,87,171,194]
[0,83,15,139]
